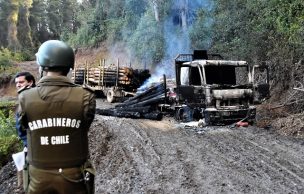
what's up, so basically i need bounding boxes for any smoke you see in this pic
[103,0,213,90]
[164,0,213,61]
[107,42,133,67]
[140,0,212,89]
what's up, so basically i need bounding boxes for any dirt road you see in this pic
[1,99,304,194]
[90,99,304,194]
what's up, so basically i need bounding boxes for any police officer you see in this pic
[17,40,96,194]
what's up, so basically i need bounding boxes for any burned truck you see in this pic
[174,50,269,125]
[71,60,150,103]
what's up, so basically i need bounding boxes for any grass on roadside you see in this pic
[0,101,22,169]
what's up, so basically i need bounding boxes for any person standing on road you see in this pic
[14,72,36,189]
[15,71,36,147]
[17,40,96,194]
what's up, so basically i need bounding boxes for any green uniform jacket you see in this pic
[18,76,96,169]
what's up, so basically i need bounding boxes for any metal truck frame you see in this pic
[174,50,269,125]
[72,60,150,103]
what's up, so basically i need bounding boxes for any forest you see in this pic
[0,0,303,109]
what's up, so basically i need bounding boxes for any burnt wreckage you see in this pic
[72,60,151,103]
[96,50,270,125]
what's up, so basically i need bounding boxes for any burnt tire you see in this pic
[174,106,193,122]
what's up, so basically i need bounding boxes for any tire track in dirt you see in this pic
[90,118,139,193]
[181,128,274,193]
[91,116,166,193]
[233,127,304,166]
[232,129,304,181]
[89,102,304,193]
[203,127,304,193]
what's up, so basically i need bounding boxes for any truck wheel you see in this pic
[107,90,116,103]
[174,107,192,122]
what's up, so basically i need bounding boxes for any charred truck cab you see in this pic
[174,50,269,125]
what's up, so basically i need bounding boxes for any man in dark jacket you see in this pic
[18,40,96,194]
[15,71,36,92]
[15,71,36,147]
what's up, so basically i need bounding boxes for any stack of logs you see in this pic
[71,65,151,89]
[96,82,168,120]
[87,66,134,85]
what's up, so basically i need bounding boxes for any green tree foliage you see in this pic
[0,0,302,95]
[67,0,102,46]
[46,0,61,39]
[122,0,148,43]
[17,0,33,49]
[7,0,20,51]
[68,23,98,46]
[0,109,16,137]
[0,0,81,49]
[99,0,126,43]
[210,0,255,60]
[0,0,9,47]
[45,0,79,39]
[0,136,21,168]
[0,48,22,76]
[210,0,303,91]
[189,9,212,50]
[0,102,22,168]
[128,11,164,65]
[29,0,49,45]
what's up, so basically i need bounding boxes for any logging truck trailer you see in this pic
[173,50,270,125]
[71,61,150,103]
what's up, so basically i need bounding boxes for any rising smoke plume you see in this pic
[139,0,213,89]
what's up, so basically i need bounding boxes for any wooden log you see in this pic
[90,74,130,79]
[128,94,166,108]
[123,83,165,103]
[96,108,162,120]
[88,76,131,81]
[143,112,163,120]
[92,69,132,74]
[139,88,168,102]
[88,78,131,85]
[116,88,166,108]
[116,106,151,114]
[89,71,126,74]
[95,108,141,118]
[115,111,141,118]
[89,74,132,78]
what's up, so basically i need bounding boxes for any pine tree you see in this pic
[17,0,33,48]
[7,0,20,51]
[0,0,9,47]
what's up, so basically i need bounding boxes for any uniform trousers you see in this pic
[27,165,87,194]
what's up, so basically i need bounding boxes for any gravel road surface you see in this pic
[1,99,304,194]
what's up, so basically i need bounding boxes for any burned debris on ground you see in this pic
[96,82,168,120]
